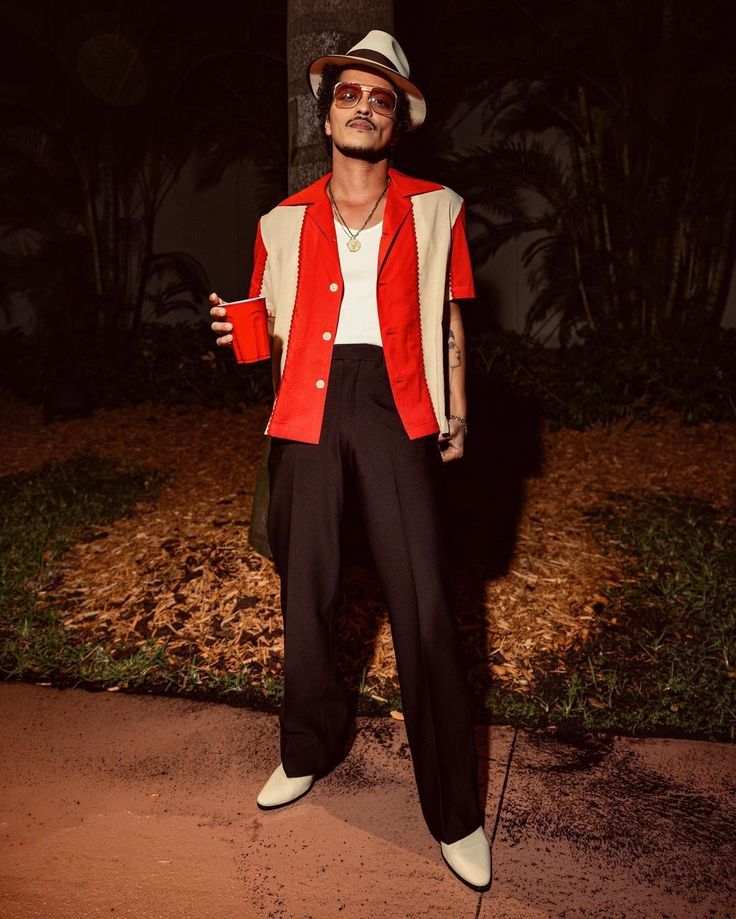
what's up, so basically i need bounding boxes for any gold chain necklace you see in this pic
[327,177,390,252]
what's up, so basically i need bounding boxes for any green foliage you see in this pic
[469,325,736,429]
[0,321,273,410]
[0,4,287,337]
[408,0,736,342]
[5,319,731,426]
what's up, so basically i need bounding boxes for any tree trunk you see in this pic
[248,0,394,558]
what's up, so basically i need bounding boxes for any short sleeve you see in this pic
[445,199,476,302]
[249,217,276,336]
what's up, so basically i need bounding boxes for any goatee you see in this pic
[332,140,392,164]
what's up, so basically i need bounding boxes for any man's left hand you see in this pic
[438,418,465,462]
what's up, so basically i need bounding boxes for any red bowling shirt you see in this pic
[248,167,476,444]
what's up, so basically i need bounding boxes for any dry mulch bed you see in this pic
[2,393,735,703]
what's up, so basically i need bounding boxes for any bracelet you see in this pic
[449,414,468,435]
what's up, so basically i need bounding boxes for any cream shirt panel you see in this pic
[259,204,307,389]
[412,186,464,437]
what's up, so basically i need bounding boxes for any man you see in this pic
[209,30,491,892]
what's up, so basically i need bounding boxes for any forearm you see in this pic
[447,301,467,419]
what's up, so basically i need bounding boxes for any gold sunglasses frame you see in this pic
[332,81,398,117]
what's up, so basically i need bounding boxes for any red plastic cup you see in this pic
[223,296,271,363]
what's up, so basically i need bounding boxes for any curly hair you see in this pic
[315,63,412,160]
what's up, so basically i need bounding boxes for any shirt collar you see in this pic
[279,167,443,205]
[278,168,444,279]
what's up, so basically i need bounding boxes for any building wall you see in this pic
[151,158,262,323]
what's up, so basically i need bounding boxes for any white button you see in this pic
[329,282,339,292]
[315,379,325,388]
[322,331,332,340]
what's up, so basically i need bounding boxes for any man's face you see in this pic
[324,66,398,160]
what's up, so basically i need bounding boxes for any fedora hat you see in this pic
[306,29,426,131]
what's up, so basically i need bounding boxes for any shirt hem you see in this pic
[404,420,441,439]
[264,422,321,444]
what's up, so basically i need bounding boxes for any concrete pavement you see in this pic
[0,683,733,918]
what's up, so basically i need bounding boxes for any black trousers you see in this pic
[266,342,484,845]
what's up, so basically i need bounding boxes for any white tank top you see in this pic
[333,219,383,345]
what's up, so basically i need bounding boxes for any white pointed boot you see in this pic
[256,762,316,810]
[440,825,492,892]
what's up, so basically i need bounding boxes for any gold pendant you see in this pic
[347,237,361,252]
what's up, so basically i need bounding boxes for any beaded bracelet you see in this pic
[449,414,468,435]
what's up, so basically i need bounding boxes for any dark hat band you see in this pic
[345,48,402,76]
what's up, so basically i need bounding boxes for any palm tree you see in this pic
[412,0,736,345]
[0,3,286,345]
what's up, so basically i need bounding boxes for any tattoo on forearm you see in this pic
[448,327,462,387]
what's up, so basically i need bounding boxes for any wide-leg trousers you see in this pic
[266,342,484,845]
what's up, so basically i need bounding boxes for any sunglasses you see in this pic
[332,81,398,116]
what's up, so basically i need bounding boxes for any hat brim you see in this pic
[306,54,426,130]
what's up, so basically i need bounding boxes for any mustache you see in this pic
[348,117,375,128]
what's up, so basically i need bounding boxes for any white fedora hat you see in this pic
[306,29,426,130]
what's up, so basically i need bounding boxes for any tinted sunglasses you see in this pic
[332,81,398,116]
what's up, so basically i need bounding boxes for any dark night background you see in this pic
[1,0,735,424]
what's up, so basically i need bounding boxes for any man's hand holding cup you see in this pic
[209,292,233,347]
[209,291,271,363]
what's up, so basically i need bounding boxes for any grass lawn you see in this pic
[1,454,173,691]
[1,445,734,741]
[483,492,736,741]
